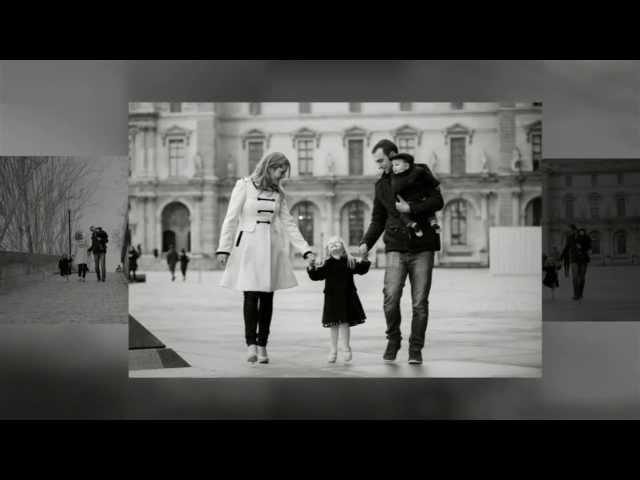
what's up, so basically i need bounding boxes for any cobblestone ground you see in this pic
[130,267,542,378]
[0,272,128,324]
[543,265,640,322]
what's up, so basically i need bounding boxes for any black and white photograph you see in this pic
[541,158,640,319]
[0,155,129,324]
[128,101,543,377]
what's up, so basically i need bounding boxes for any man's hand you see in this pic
[216,253,228,266]
[358,243,369,258]
[305,252,316,268]
[395,195,411,213]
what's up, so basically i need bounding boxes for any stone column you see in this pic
[199,185,218,256]
[150,197,157,254]
[193,197,201,254]
[142,127,149,176]
[512,191,521,226]
[135,129,145,176]
[142,197,149,252]
[147,127,157,178]
[498,103,516,174]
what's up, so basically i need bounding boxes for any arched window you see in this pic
[449,200,467,245]
[590,231,600,255]
[614,230,627,255]
[292,202,314,246]
[525,197,542,226]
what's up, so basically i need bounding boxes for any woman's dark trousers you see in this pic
[243,291,274,347]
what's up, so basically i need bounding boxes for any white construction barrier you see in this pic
[489,227,541,275]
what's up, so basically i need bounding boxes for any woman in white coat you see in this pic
[216,152,316,364]
[73,230,90,282]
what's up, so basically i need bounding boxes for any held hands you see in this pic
[358,243,369,258]
[305,252,316,268]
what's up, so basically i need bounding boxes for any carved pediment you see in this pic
[292,127,321,148]
[393,124,423,145]
[342,126,372,146]
[161,125,193,146]
[443,123,474,144]
[242,129,271,149]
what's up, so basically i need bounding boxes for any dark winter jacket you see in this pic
[89,229,109,254]
[561,232,591,265]
[307,256,370,328]
[361,165,444,253]
[166,250,179,267]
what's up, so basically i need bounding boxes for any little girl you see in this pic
[307,236,370,363]
[542,253,560,300]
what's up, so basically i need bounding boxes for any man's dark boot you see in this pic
[408,348,423,365]
[383,341,400,362]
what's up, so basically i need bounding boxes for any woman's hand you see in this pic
[216,253,228,266]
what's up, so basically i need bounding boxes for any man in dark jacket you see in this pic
[166,245,179,282]
[89,226,109,282]
[359,139,444,365]
[560,224,591,300]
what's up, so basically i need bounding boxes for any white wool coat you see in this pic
[217,177,312,292]
[74,238,90,265]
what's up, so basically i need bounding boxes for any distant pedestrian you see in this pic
[73,230,90,282]
[88,225,109,282]
[560,224,591,300]
[166,244,179,281]
[153,248,159,259]
[542,253,560,300]
[137,244,142,258]
[128,246,139,281]
[179,248,190,281]
[58,255,72,280]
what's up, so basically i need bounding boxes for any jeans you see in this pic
[243,291,274,347]
[93,252,106,281]
[383,251,434,350]
[571,262,588,298]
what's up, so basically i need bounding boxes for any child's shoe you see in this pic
[343,348,352,363]
[327,350,337,363]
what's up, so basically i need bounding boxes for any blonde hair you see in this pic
[323,236,357,270]
[250,152,291,193]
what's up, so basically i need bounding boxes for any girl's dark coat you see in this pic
[307,256,370,328]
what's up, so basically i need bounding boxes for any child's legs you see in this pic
[329,326,339,352]
[339,323,351,350]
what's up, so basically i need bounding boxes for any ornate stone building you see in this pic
[541,158,640,265]
[128,102,542,268]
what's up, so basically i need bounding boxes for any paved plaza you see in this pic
[543,265,640,322]
[0,272,128,324]
[130,267,542,378]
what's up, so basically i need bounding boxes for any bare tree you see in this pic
[0,156,103,254]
